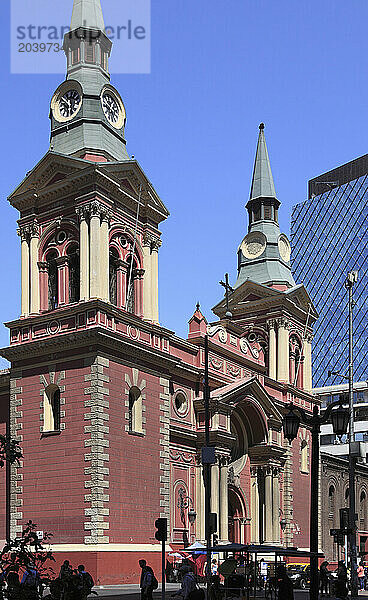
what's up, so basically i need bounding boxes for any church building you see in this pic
[0,0,318,584]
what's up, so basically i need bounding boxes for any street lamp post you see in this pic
[283,400,349,600]
[346,271,359,598]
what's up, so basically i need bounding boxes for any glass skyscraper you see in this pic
[291,155,368,387]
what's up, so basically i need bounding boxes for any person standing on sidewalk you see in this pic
[357,562,366,590]
[139,559,157,600]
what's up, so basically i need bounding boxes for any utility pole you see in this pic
[346,270,358,598]
[203,335,212,597]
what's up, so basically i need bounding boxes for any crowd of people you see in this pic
[0,560,94,600]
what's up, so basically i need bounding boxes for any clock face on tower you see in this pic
[51,81,83,123]
[102,92,120,124]
[101,88,125,129]
[59,90,81,119]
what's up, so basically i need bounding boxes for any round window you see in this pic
[56,230,67,244]
[174,392,188,416]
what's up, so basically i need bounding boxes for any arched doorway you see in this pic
[228,487,246,543]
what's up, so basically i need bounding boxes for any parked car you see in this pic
[286,564,311,589]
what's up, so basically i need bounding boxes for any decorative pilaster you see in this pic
[272,467,281,544]
[29,221,40,314]
[267,320,277,379]
[151,239,161,324]
[100,208,111,302]
[18,227,30,317]
[220,457,229,542]
[76,206,90,301]
[250,467,259,543]
[277,317,290,382]
[55,256,69,306]
[211,458,220,526]
[89,201,101,298]
[134,268,145,318]
[38,262,49,312]
[303,334,313,391]
[116,259,126,308]
[264,466,273,543]
[142,233,153,321]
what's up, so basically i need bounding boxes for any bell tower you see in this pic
[10,0,168,324]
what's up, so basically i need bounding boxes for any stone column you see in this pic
[135,269,145,318]
[264,467,273,543]
[219,459,229,542]
[29,222,40,314]
[116,259,126,308]
[250,467,259,543]
[200,466,206,541]
[142,234,152,320]
[38,262,48,312]
[272,467,280,544]
[76,207,89,301]
[303,335,313,391]
[268,320,277,379]
[89,201,101,298]
[100,210,110,302]
[151,240,161,324]
[277,318,290,382]
[18,228,30,317]
[211,460,220,531]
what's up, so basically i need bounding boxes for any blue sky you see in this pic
[0,0,367,367]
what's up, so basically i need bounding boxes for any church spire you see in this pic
[71,0,105,31]
[249,123,277,201]
[235,124,295,290]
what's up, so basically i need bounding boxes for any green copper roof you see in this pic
[249,123,277,201]
[71,0,105,30]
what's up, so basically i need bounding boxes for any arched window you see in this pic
[328,485,335,519]
[67,245,80,304]
[109,248,119,306]
[44,385,61,432]
[360,491,366,529]
[300,439,309,473]
[126,256,137,314]
[128,386,143,434]
[47,251,58,310]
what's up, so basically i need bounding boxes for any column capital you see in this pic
[151,239,162,252]
[143,231,156,247]
[267,319,277,331]
[134,268,145,279]
[100,207,113,223]
[17,226,30,242]
[29,220,39,239]
[305,332,314,343]
[37,261,48,273]
[276,317,291,330]
[76,205,89,222]
[55,256,69,268]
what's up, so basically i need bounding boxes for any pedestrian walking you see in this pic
[276,565,294,600]
[320,561,330,596]
[357,562,366,590]
[172,565,202,600]
[139,559,157,600]
[21,561,41,599]
[76,565,94,600]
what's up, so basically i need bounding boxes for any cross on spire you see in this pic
[219,273,233,319]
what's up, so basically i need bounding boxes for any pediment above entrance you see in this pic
[211,376,283,431]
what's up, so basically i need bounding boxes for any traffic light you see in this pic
[155,518,167,541]
[209,512,217,535]
[213,533,219,546]
[340,508,349,530]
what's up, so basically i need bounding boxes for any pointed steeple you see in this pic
[250,123,277,201]
[235,124,295,290]
[71,0,105,31]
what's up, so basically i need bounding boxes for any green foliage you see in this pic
[0,521,55,584]
[0,435,22,468]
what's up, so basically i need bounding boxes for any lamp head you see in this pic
[282,405,300,443]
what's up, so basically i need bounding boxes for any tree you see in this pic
[0,434,22,468]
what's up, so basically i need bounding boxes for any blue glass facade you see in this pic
[291,164,368,387]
